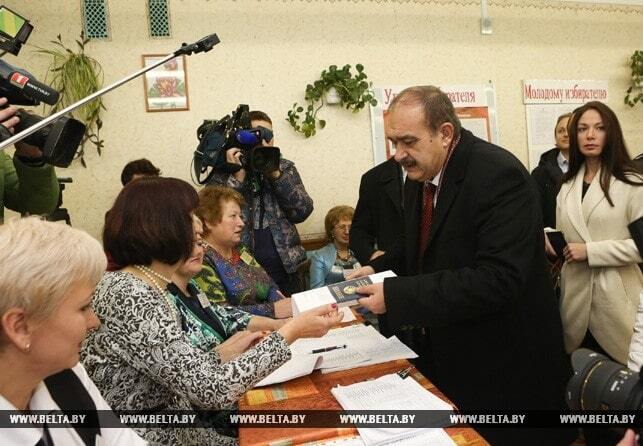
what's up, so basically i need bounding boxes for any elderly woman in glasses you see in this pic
[309,206,361,289]
[0,217,144,445]
[194,186,292,318]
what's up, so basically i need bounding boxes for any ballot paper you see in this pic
[312,429,456,446]
[331,374,453,446]
[254,354,322,387]
[292,271,396,315]
[253,324,418,387]
[321,336,417,374]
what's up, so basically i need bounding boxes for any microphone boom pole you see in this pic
[0,33,220,152]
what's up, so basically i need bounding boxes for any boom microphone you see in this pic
[0,59,59,105]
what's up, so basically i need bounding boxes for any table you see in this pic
[238,355,489,446]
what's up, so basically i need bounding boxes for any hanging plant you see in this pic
[287,64,377,138]
[624,50,642,107]
[35,32,106,166]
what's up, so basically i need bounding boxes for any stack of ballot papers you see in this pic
[331,373,455,446]
[254,324,418,387]
[311,430,456,446]
[292,271,396,315]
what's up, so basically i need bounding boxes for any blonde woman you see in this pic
[309,206,361,289]
[0,217,145,445]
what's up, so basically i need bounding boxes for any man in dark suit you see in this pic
[355,86,572,445]
[350,157,404,267]
[350,158,410,338]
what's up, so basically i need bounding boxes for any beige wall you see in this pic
[4,0,642,239]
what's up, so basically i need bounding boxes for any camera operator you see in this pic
[207,110,313,295]
[0,97,59,223]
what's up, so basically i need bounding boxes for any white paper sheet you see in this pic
[254,354,322,387]
[331,374,453,446]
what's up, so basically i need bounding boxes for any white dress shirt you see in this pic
[0,363,146,446]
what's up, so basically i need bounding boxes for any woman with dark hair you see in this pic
[552,101,643,368]
[81,177,342,445]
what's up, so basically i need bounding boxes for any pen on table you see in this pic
[310,344,347,354]
[397,366,414,379]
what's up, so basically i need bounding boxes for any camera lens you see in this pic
[567,349,643,411]
[249,147,280,173]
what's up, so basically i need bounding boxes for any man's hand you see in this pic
[357,282,386,314]
[0,98,19,133]
[346,265,374,280]
[273,297,293,318]
[226,147,246,182]
[215,330,266,363]
[616,429,638,446]
[564,243,587,263]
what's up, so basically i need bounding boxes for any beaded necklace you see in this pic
[134,265,180,323]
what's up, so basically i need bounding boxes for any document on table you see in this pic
[331,373,454,446]
[311,428,455,446]
[322,336,417,374]
[254,354,322,387]
[254,324,419,386]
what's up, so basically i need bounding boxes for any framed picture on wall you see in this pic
[142,54,189,112]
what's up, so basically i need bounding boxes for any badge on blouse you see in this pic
[197,292,211,309]
[240,251,254,265]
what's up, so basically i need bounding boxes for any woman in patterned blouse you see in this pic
[194,185,292,318]
[81,177,343,446]
[169,215,290,352]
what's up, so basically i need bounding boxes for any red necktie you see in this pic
[417,181,437,265]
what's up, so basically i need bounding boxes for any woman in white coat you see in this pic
[555,101,643,366]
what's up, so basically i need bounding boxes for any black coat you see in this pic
[350,157,404,268]
[372,130,572,445]
[531,148,565,228]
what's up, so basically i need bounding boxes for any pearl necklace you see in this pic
[136,264,172,285]
[134,265,179,323]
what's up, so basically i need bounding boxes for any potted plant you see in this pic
[624,50,642,107]
[35,32,106,166]
[287,64,377,138]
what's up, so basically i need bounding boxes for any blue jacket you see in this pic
[309,243,336,289]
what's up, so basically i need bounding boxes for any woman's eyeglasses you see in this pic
[334,224,351,232]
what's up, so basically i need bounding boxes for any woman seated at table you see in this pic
[0,217,144,445]
[82,177,342,445]
[194,185,292,318]
[310,205,361,288]
[169,215,287,351]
